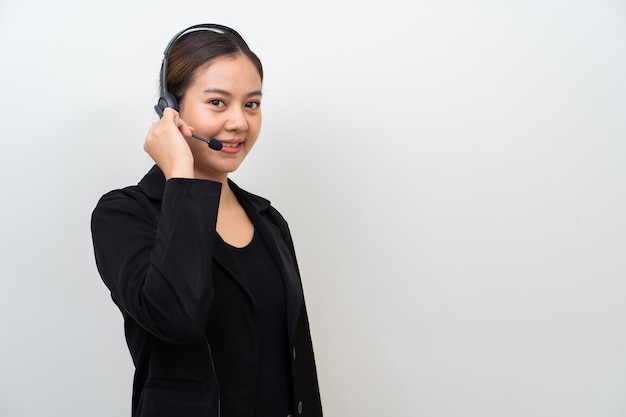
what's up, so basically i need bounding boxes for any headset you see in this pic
[154,24,250,151]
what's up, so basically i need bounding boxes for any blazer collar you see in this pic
[227,179,304,338]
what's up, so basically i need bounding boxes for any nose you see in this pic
[224,106,248,132]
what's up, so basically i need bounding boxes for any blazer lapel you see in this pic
[229,181,304,340]
[252,216,304,339]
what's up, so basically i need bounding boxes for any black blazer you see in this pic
[91,165,322,417]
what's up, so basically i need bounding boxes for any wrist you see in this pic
[164,165,194,180]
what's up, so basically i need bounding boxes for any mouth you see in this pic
[220,141,242,148]
[218,139,244,153]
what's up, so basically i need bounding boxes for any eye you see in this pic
[209,99,225,107]
[245,101,261,109]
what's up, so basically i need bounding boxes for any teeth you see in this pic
[222,143,239,147]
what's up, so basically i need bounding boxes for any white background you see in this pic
[1,0,625,416]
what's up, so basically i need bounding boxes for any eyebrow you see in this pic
[202,88,263,97]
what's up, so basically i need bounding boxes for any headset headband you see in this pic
[162,23,248,56]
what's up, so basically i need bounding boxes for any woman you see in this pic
[91,24,322,417]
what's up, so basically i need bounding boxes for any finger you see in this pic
[179,123,194,138]
[162,106,178,121]
[175,116,195,138]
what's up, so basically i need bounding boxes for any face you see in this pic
[178,54,262,181]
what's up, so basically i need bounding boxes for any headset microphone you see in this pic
[191,134,223,151]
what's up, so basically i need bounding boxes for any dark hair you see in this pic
[165,29,263,103]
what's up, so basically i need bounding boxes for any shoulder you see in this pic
[91,167,165,232]
[93,184,149,213]
[91,184,157,237]
[93,165,163,215]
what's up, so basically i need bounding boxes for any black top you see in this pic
[226,230,294,417]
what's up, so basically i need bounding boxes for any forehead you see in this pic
[191,54,262,90]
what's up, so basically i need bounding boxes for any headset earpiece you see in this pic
[155,47,179,118]
[154,84,178,117]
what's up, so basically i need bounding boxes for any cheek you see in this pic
[247,124,261,149]
[180,103,215,130]
[249,115,262,137]
[186,134,210,156]
[246,137,259,151]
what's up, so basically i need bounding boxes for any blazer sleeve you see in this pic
[91,178,222,345]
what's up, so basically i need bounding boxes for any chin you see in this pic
[196,161,244,179]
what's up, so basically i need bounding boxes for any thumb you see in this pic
[173,114,195,138]
[179,123,195,138]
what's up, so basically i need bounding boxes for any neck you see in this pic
[218,180,239,209]
[193,167,227,181]
[190,169,236,208]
